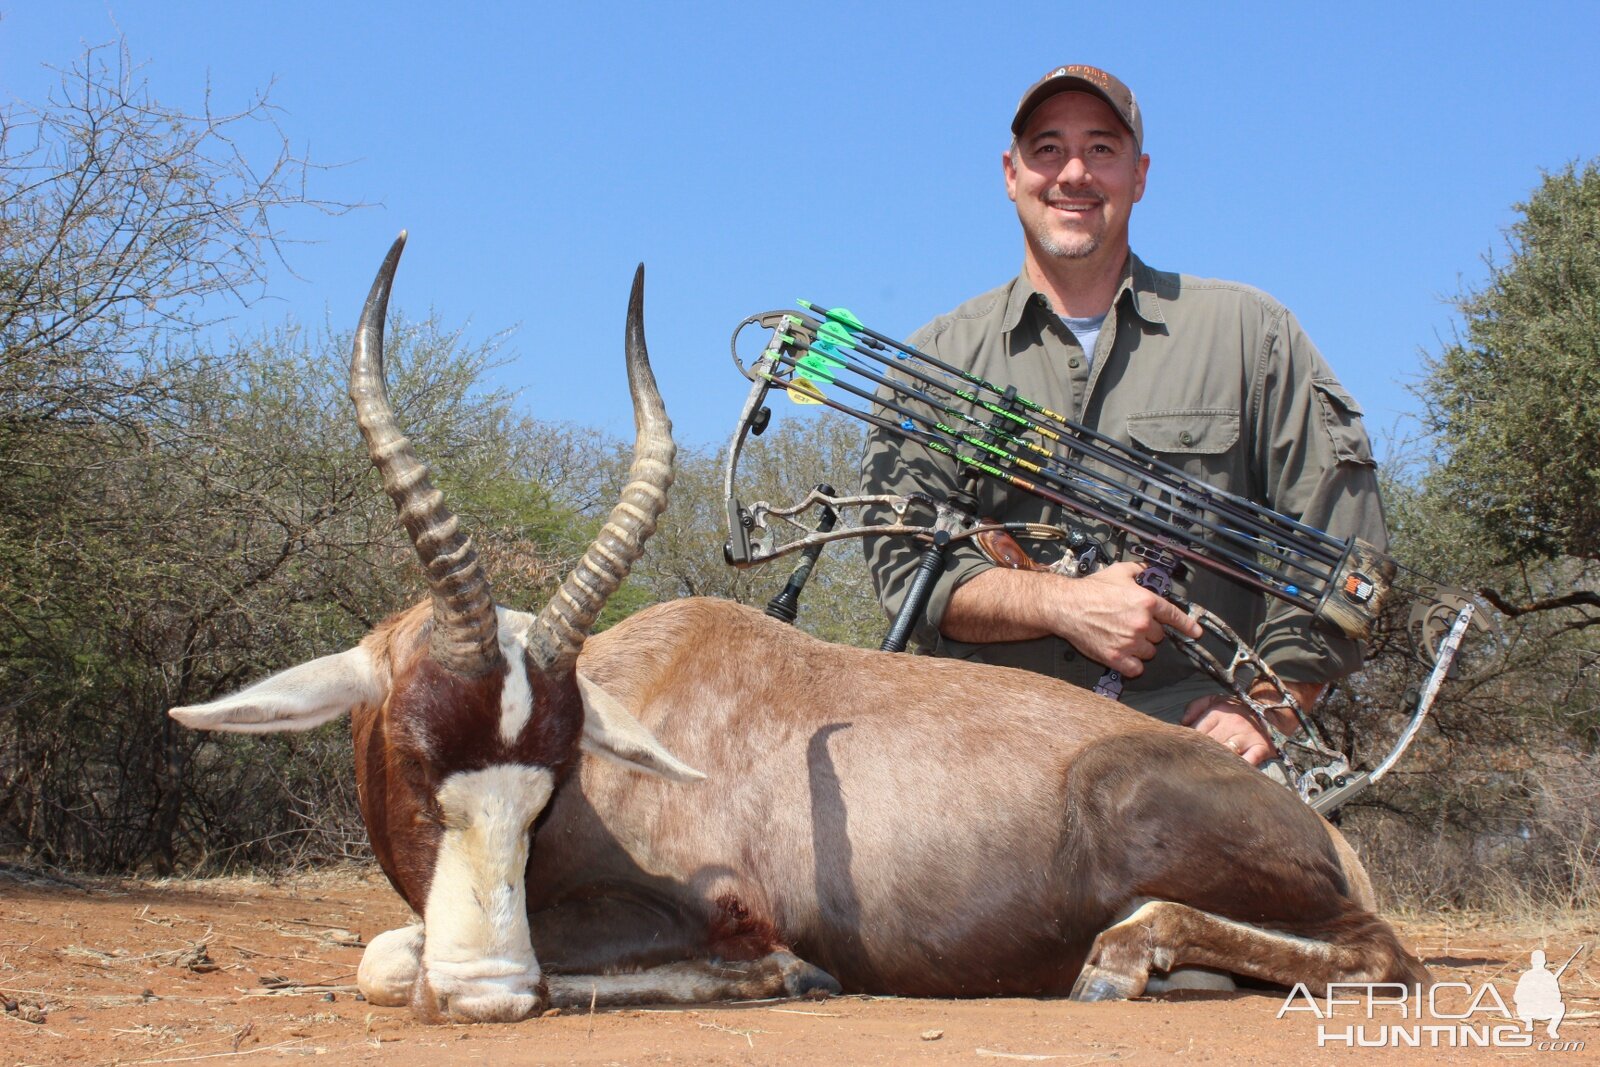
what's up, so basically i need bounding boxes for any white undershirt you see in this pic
[1060,313,1107,368]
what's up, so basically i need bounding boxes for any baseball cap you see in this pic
[1011,65,1143,149]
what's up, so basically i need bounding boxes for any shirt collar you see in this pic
[1001,252,1167,333]
[1124,252,1167,327]
[1000,275,1040,333]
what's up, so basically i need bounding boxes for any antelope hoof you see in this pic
[774,951,843,998]
[1070,965,1141,1002]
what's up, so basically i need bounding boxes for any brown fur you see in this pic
[509,597,1426,997]
[353,599,584,912]
[350,594,1423,1000]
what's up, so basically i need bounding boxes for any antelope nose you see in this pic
[413,969,548,1024]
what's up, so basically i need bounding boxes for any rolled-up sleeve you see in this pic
[1250,311,1388,684]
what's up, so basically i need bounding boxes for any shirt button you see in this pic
[1179,430,1194,446]
[1068,357,1081,369]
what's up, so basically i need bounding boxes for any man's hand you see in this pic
[1046,562,1201,675]
[942,561,1201,673]
[1182,680,1326,766]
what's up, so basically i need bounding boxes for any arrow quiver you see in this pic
[722,301,1490,815]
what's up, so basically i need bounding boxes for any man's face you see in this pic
[1004,92,1149,264]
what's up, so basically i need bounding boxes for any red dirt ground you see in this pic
[2,867,1595,1066]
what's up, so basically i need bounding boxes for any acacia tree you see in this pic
[622,410,887,649]
[0,38,686,874]
[0,317,600,873]
[1418,160,1600,630]
[1344,168,1600,904]
[0,39,354,871]
[1317,455,1600,907]
[1,41,343,427]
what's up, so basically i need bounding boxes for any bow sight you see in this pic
[721,301,1489,815]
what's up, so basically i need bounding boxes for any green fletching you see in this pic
[797,351,845,384]
[826,306,866,332]
[804,340,849,378]
[818,320,856,348]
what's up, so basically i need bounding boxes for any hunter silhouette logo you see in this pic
[1515,947,1579,1038]
[1280,943,1588,1050]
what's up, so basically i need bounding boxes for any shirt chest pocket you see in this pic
[1124,409,1242,484]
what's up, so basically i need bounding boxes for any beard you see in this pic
[1023,192,1109,261]
[1033,225,1101,260]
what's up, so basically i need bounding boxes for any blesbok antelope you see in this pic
[171,237,1428,1025]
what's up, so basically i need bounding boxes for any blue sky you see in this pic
[5,2,1598,454]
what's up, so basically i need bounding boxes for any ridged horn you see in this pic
[528,265,674,671]
[349,232,503,677]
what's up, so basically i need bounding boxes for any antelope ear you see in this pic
[575,672,706,783]
[169,647,382,734]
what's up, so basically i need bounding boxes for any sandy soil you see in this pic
[2,866,1596,1066]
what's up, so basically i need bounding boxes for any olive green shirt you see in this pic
[859,254,1387,721]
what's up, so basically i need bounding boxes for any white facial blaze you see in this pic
[419,764,554,1019]
[496,608,535,744]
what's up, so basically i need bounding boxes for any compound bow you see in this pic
[721,303,1491,815]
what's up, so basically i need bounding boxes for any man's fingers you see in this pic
[1192,707,1278,766]
[1108,638,1159,672]
[1218,732,1270,764]
[1181,695,1224,727]
[1152,596,1202,639]
[1240,740,1273,766]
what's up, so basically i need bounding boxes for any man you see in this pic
[860,65,1386,765]
[1514,950,1566,1039]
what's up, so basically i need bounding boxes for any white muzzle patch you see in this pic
[419,764,555,1022]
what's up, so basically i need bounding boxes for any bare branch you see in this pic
[1,38,354,426]
[1479,586,1600,619]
